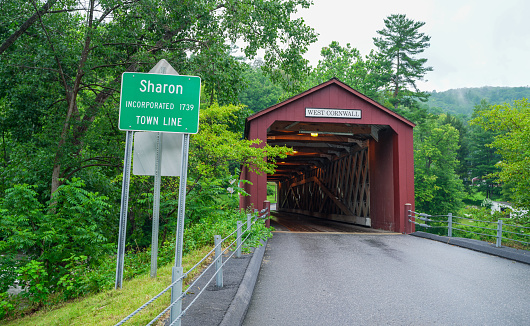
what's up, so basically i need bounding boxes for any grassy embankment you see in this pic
[2,247,212,326]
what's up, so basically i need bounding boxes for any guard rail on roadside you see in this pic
[408,210,530,248]
[115,205,270,326]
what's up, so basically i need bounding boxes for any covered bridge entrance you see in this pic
[240,79,415,233]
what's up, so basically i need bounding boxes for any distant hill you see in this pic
[425,86,530,117]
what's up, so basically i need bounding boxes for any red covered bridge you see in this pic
[240,79,415,233]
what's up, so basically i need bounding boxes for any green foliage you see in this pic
[0,180,114,309]
[466,100,502,197]
[238,61,286,113]
[373,14,432,107]
[414,115,464,214]
[303,41,391,102]
[1,204,273,319]
[17,260,50,306]
[0,292,14,320]
[57,255,89,300]
[192,103,291,178]
[470,99,530,217]
[243,218,274,250]
[441,113,470,182]
[0,0,316,199]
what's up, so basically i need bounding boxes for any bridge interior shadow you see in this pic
[270,210,388,233]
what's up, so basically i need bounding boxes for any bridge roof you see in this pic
[245,78,415,134]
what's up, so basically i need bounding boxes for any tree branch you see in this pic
[7,64,59,73]
[0,0,58,55]
[63,163,121,180]
[79,82,119,94]
[61,156,120,175]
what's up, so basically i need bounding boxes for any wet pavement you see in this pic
[162,210,530,326]
[243,232,530,326]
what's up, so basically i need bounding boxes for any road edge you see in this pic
[411,231,530,265]
[219,238,268,326]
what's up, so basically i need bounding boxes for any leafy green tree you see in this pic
[441,113,470,181]
[238,61,286,113]
[414,114,464,214]
[373,14,432,108]
[305,41,391,101]
[470,99,530,213]
[0,0,316,199]
[466,100,502,198]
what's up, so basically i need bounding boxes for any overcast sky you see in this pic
[295,0,530,92]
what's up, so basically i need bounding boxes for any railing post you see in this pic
[496,219,503,248]
[236,221,242,258]
[247,213,252,231]
[263,200,271,228]
[405,203,412,233]
[448,213,453,237]
[170,266,183,326]
[214,235,223,287]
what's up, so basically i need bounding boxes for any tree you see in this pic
[238,61,286,113]
[470,99,530,213]
[306,41,391,101]
[441,113,470,182]
[0,0,317,199]
[0,0,57,55]
[414,114,464,214]
[466,100,502,198]
[373,14,432,108]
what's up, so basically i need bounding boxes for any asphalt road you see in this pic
[243,232,530,326]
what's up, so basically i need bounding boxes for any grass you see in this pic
[1,247,213,326]
[266,182,277,203]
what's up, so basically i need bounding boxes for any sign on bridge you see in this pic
[119,72,201,133]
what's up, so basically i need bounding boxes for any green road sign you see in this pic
[119,72,201,133]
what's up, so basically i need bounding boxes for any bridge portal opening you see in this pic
[268,121,383,227]
[241,79,416,233]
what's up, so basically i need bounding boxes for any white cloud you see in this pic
[295,0,530,91]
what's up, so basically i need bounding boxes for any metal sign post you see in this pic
[170,133,190,324]
[174,133,190,267]
[146,62,172,279]
[150,131,162,278]
[115,130,133,289]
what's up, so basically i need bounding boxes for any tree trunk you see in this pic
[0,0,58,55]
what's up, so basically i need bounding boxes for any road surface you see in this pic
[243,232,530,325]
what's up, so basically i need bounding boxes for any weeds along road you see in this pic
[243,232,530,326]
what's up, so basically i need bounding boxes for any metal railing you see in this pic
[409,210,530,248]
[115,206,270,326]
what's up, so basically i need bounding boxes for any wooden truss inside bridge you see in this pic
[267,121,387,226]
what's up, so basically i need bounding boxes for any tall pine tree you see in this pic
[373,14,432,109]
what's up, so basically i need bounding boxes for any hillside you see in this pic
[425,86,530,116]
